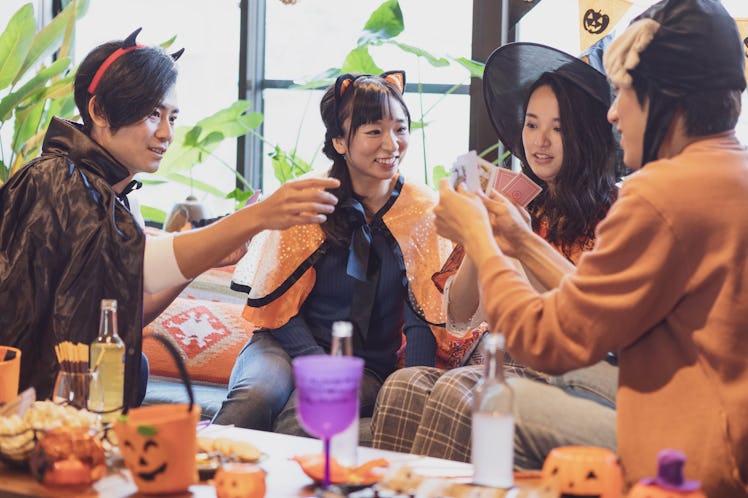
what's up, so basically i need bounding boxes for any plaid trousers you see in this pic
[370,352,547,462]
[371,353,616,466]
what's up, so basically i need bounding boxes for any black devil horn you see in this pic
[170,48,185,61]
[123,27,142,48]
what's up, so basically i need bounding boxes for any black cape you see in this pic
[0,117,144,407]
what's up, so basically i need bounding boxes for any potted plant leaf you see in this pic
[0,0,89,186]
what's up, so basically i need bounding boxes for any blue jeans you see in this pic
[512,360,618,469]
[137,353,149,406]
[211,331,295,430]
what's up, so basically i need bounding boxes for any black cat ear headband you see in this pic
[333,70,406,106]
[331,70,406,137]
[87,27,185,94]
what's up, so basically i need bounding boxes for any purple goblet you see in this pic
[293,355,363,489]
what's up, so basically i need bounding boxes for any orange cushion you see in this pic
[143,267,254,384]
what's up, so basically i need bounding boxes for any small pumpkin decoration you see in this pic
[541,446,623,498]
[214,462,266,498]
[628,449,705,498]
[29,427,106,486]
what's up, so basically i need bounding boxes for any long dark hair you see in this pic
[74,42,178,134]
[518,72,618,258]
[319,74,411,246]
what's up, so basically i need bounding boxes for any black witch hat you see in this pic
[483,42,613,161]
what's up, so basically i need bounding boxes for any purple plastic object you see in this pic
[293,355,363,489]
[639,449,701,492]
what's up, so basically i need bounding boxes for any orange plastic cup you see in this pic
[0,346,21,404]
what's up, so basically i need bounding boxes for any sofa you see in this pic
[141,265,374,445]
[142,265,250,419]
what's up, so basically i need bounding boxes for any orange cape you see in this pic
[232,178,482,368]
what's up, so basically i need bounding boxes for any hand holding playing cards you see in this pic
[483,189,534,259]
[434,179,494,248]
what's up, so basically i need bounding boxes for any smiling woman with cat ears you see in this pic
[218,71,479,435]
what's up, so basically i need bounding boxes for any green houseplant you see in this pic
[1,0,495,222]
[0,0,89,185]
[289,0,489,186]
[157,0,490,216]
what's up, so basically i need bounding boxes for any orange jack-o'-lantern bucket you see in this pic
[114,334,201,494]
[541,446,623,498]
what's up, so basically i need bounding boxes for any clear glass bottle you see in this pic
[471,333,514,488]
[88,299,125,423]
[329,321,358,466]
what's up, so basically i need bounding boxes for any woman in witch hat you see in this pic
[372,41,621,466]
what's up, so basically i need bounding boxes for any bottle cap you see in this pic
[484,332,505,351]
[100,299,117,310]
[332,321,353,338]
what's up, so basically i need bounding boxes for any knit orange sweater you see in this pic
[478,133,748,498]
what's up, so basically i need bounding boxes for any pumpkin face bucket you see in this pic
[541,446,623,498]
[112,333,201,494]
[122,436,168,482]
[114,403,201,494]
[214,463,266,498]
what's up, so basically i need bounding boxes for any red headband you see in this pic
[87,45,146,94]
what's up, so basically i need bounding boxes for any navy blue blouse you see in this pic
[270,207,437,380]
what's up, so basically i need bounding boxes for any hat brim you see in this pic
[640,476,701,493]
[483,42,612,159]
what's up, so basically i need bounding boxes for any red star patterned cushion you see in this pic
[143,267,255,384]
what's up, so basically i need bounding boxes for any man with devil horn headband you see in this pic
[0,29,338,408]
[434,0,748,495]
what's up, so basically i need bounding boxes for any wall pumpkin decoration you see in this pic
[541,446,623,498]
[628,449,705,498]
[214,462,267,498]
[583,9,610,34]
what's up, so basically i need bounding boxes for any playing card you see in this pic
[501,173,542,207]
[451,151,479,192]
[450,162,468,189]
[492,167,519,192]
[475,157,498,194]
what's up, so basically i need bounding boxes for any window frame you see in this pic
[236,0,524,190]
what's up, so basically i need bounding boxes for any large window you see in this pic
[6,0,747,220]
[68,0,475,218]
[259,0,474,193]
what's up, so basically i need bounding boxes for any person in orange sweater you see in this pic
[434,1,747,496]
